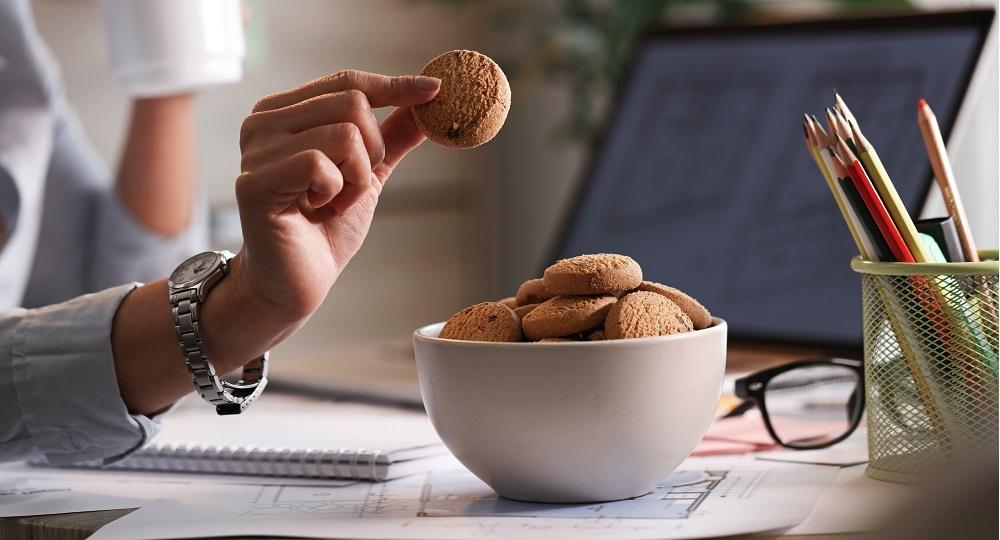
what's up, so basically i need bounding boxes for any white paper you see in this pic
[0,461,354,518]
[754,430,869,467]
[784,463,920,535]
[0,474,167,517]
[90,456,839,540]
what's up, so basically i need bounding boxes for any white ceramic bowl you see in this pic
[413,318,727,503]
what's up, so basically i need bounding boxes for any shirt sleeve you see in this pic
[89,192,208,292]
[0,284,163,465]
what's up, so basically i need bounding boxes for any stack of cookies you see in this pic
[439,254,712,342]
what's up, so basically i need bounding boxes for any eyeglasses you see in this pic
[727,357,865,450]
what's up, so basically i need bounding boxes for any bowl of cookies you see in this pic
[413,254,726,503]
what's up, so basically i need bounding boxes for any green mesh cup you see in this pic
[852,250,999,483]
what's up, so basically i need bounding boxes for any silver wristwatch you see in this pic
[168,251,268,415]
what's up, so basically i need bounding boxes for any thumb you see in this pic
[374,106,426,184]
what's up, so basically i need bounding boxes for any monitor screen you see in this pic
[555,12,993,347]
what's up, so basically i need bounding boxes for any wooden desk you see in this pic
[1,343,835,540]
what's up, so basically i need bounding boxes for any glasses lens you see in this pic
[763,364,861,448]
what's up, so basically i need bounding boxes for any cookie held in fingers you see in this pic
[543,254,642,296]
[604,291,693,340]
[515,278,556,306]
[636,281,713,330]
[440,302,523,342]
[521,295,617,341]
[412,50,511,148]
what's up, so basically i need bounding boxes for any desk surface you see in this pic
[0,510,858,540]
[2,343,839,540]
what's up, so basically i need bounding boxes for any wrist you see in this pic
[198,250,304,374]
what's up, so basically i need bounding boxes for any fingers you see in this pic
[242,89,384,166]
[373,106,427,184]
[239,70,439,218]
[252,70,440,112]
[242,123,372,214]
[236,150,344,213]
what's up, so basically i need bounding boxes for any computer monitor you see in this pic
[553,10,995,349]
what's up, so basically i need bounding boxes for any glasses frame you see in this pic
[733,357,865,450]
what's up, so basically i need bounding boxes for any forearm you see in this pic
[111,252,304,415]
[115,95,197,236]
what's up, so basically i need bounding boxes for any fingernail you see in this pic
[415,76,441,91]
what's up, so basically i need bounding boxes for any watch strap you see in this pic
[171,280,268,415]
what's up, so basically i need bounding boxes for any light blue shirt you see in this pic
[0,0,203,464]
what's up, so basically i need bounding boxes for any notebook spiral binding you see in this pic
[49,445,388,481]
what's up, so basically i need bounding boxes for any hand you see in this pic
[110,72,439,415]
[231,70,441,324]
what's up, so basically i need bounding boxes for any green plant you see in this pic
[518,1,756,140]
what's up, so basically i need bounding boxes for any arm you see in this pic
[3,71,439,464]
[111,71,440,415]
[115,95,197,236]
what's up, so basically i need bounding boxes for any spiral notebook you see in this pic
[45,395,450,482]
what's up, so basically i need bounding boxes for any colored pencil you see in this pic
[800,94,960,446]
[917,99,979,262]
[810,115,827,144]
[803,116,870,258]
[848,119,932,263]
[917,100,998,370]
[835,108,860,156]
[837,175,893,262]
[835,135,915,262]
[834,92,856,126]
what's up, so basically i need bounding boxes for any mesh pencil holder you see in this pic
[852,250,998,483]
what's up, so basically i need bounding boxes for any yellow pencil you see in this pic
[804,116,868,258]
[847,113,932,262]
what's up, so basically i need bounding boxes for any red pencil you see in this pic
[845,159,915,263]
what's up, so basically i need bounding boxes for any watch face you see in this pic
[170,252,220,287]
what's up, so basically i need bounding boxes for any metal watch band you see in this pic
[170,259,268,415]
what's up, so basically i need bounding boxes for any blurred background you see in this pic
[31,0,998,390]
